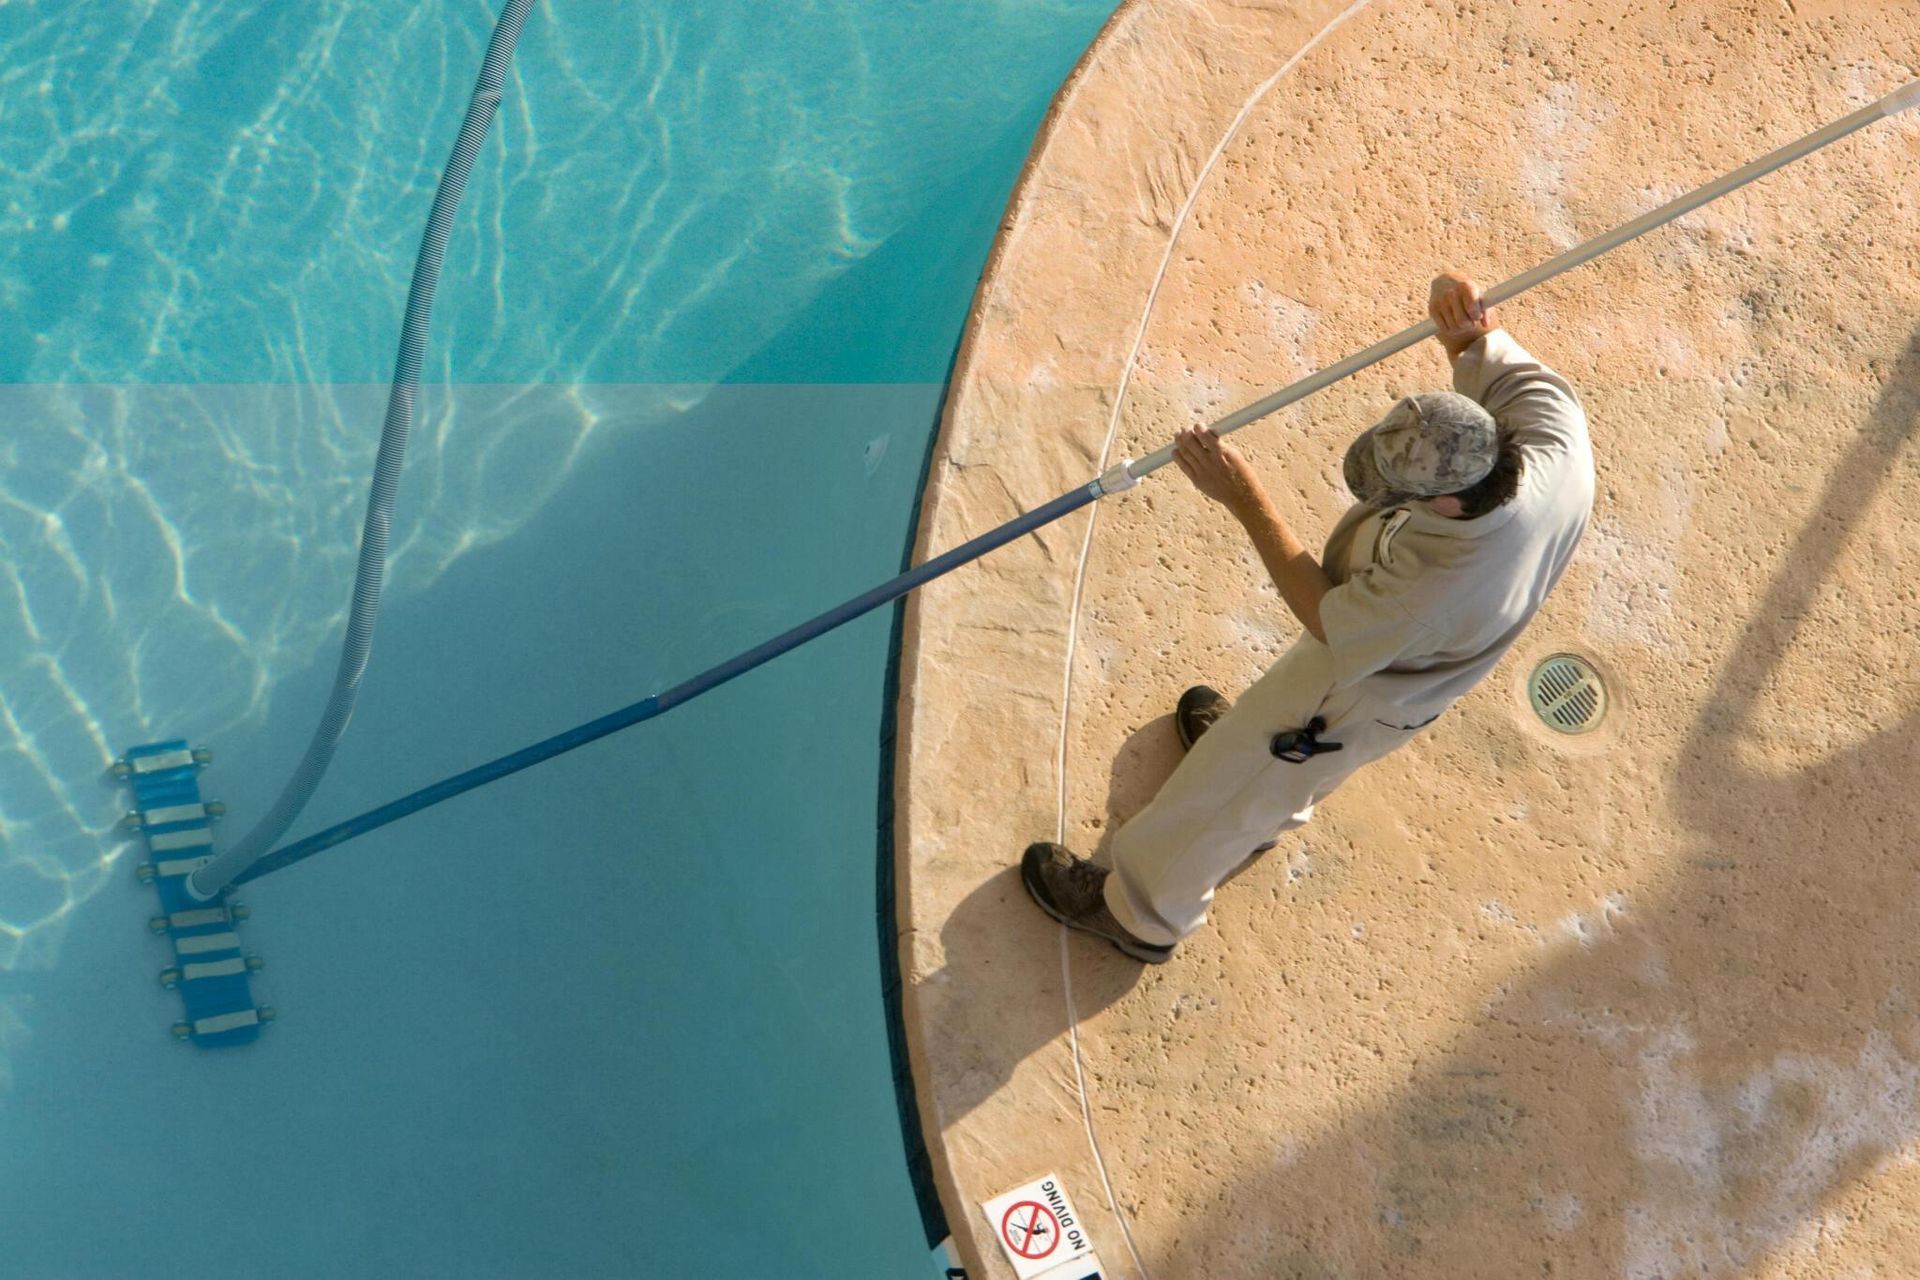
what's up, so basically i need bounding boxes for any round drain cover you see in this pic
[1527,654,1607,734]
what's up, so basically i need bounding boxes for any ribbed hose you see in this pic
[189,0,536,901]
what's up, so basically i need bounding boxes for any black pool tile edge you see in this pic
[877,342,963,1257]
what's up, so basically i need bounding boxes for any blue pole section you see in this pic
[231,481,1103,886]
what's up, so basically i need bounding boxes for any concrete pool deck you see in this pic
[892,1,1920,1276]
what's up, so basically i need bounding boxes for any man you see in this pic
[1022,271,1595,962]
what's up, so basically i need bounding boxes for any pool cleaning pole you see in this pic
[225,79,1919,890]
[1124,78,1920,479]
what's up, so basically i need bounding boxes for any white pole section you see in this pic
[1108,85,1918,489]
[1881,79,1920,117]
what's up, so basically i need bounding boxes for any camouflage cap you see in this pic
[1343,391,1498,503]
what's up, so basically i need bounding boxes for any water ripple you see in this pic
[0,0,1117,998]
[0,382,618,967]
[2,0,1116,385]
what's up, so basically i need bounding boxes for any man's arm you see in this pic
[1233,487,1331,644]
[1170,427,1330,643]
[1432,269,1590,453]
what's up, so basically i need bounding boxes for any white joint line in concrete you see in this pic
[1048,3,1379,1275]
[1058,923,1143,1272]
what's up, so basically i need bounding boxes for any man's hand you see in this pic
[1172,426,1262,515]
[1429,272,1498,360]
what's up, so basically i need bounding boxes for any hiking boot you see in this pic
[1020,842,1175,964]
[1176,684,1231,751]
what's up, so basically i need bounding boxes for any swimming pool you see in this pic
[0,1,1114,1274]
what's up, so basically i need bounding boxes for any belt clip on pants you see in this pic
[1271,716,1344,763]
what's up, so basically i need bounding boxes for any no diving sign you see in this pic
[980,1173,1096,1279]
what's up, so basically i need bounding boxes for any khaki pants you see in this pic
[1103,637,1443,947]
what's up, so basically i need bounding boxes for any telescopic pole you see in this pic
[233,81,1918,887]
[1119,82,1920,486]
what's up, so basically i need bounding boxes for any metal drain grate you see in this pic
[1528,654,1607,734]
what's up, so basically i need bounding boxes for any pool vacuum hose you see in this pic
[187,0,537,901]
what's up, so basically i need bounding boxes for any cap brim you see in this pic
[1343,425,1390,503]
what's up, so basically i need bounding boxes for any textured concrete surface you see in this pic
[894,2,1920,1276]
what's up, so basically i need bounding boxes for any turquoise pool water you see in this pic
[0,2,1113,1274]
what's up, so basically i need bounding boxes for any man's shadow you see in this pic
[1061,328,1920,1277]
[927,711,1198,1126]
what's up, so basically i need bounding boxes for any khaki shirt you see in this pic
[1316,329,1595,715]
